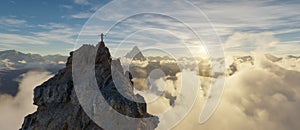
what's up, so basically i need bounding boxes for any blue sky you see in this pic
[0,0,110,55]
[0,0,300,56]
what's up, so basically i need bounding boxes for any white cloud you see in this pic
[0,17,27,26]
[37,23,66,30]
[34,23,80,45]
[0,21,80,55]
[61,5,73,10]
[73,0,297,57]
[174,55,300,130]
[33,27,78,45]
[74,0,89,5]
[1,59,15,70]
[82,0,300,52]
[224,32,300,54]
[1,0,300,55]
[0,70,53,130]
[190,0,300,33]
[0,33,47,45]
[0,22,79,46]
[124,53,300,129]
[71,12,92,19]
[225,32,280,52]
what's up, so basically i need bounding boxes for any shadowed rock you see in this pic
[21,42,159,130]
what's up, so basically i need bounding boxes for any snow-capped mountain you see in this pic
[0,50,67,70]
[0,50,68,96]
[124,46,146,61]
[227,54,300,76]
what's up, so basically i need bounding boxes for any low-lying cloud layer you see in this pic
[127,53,300,129]
[0,70,53,130]
[174,55,300,130]
[1,52,299,130]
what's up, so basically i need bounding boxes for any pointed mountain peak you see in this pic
[125,46,146,61]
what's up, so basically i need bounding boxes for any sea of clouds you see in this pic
[0,53,299,130]
[174,55,300,130]
[0,70,53,130]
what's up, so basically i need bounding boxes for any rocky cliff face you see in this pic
[21,42,159,130]
[227,56,255,76]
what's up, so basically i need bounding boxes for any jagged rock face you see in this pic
[227,56,255,76]
[21,49,103,130]
[265,54,282,62]
[287,55,300,60]
[95,44,158,128]
[21,43,159,130]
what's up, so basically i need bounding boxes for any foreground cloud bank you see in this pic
[174,55,300,130]
[0,70,53,130]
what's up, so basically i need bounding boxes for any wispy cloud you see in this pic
[37,23,66,30]
[101,0,299,37]
[0,17,27,26]
[1,0,300,55]
[0,33,47,45]
[71,12,92,19]
[224,32,300,54]
[190,0,300,36]
[9,0,16,4]
[0,19,80,54]
[33,27,78,45]
[60,5,73,10]
[0,21,79,45]
[225,32,280,52]
[73,0,89,5]
[76,0,300,55]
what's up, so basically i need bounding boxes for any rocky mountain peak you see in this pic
[21,42,159,130]
[125,46,146,61]
[265,54,282,62]
[227,55,255,76]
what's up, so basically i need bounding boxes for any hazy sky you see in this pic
[0,0,299,56]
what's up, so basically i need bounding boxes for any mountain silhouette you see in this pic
[125,46,146,61]
[21,42,159,130]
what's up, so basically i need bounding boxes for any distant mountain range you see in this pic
[0,50,68,96]
[228,54,300,76]
[0,50,67,70]
[1,49,298,97]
